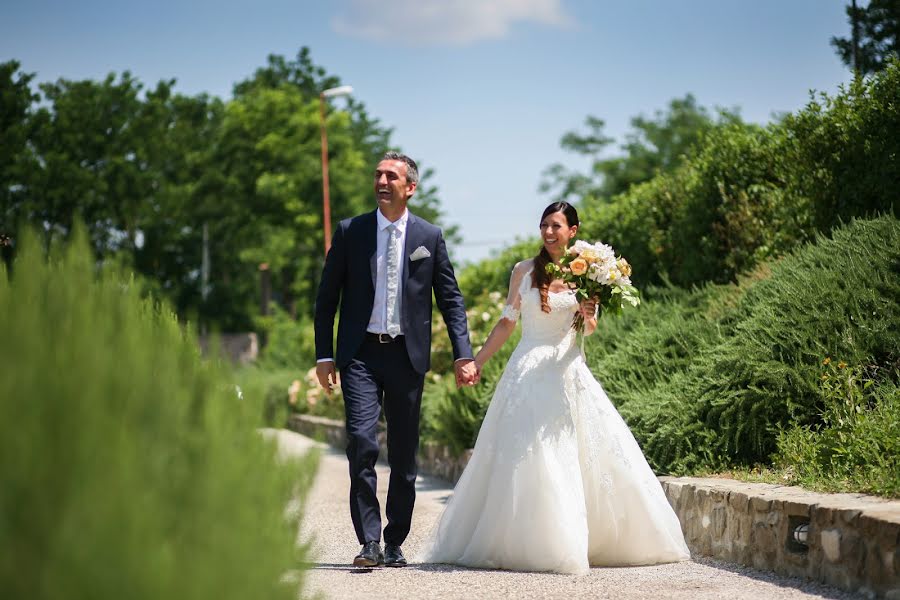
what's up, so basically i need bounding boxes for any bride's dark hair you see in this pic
[532,202,579,313]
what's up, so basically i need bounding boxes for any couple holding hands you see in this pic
[314,152,688,573]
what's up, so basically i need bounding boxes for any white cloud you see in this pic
[332,0,573,46]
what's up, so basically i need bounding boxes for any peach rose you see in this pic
[570,257,588,276]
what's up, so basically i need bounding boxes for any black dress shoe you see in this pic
[383,544,407,567]
[353,541,383,567]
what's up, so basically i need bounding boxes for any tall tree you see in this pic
[1,48,457,330]
[540,95,741,205]
[0,61,40,244]
[832,0,900,75]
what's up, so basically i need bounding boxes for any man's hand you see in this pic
[454,359,479,388]
[316,360,337,393]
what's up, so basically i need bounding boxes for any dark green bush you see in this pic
[0,228,316,599]
[782,58,900,231]
[603,216,900,473]
[457,239,537,307]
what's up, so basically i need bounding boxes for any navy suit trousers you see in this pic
[341,335,425,546]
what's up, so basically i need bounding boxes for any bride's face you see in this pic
[540,211,577,257]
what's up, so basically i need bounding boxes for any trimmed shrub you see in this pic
[602,216,900,473]
[0,228,316,599]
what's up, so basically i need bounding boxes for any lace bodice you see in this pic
[503,264,578,348]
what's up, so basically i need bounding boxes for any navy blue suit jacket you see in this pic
[314,210,473,375]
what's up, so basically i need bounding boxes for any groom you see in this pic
[314,151,477,568]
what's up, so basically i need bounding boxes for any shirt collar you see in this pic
[376,208,409,233]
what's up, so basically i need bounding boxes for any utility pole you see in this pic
[851,0,860,76]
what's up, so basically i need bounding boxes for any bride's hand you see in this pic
[579,299,597,319]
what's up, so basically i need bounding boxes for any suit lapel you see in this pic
[364,210,378,289]
[402,212,419,293]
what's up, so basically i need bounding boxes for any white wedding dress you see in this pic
[423,262,690,575]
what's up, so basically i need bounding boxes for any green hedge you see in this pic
[0,228,316,599]
[591,215,900,473]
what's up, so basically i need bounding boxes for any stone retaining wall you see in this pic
[286,413,900,598]
[660,477,900,599]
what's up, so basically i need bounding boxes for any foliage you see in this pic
[575,60,899,288]
[0,226,317,599]
[0,48,456,332]
[780,59,900,232]
[456,238,537,306]
[540,95,741,204]
[774,359,900,497]
[254,303,317,370]
[831,0,900,75]
[232,364,346,426]
[592,215,900,473]
[0,60,39,242]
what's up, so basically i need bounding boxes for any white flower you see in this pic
[488,291,502,302]
[585,241,614,261]
[481,312,491,322]
[570,240,593,255]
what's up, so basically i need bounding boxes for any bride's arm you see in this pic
[474,318,516,371]
[474,261,528,371]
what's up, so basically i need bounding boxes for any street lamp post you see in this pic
[319,85,353,255]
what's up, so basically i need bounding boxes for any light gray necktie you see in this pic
[385,223,401,336]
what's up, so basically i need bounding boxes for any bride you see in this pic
[424,202,690,574]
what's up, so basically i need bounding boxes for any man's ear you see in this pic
[405,181,417,199]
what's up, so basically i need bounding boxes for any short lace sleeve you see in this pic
[499,261,530,323]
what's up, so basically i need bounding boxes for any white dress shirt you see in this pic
[368,208,408,335]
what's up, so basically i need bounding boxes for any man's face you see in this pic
[374,159,416,212]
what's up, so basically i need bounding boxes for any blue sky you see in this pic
[2,0,853,264]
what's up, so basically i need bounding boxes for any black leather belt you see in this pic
[365,332,403,344]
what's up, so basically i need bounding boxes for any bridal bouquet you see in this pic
[545,239,641,331]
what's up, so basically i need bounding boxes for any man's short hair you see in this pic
[381,151,419,185]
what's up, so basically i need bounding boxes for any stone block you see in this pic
[729,491,749,512]
[783,500,812,517]
[821,528,842,563]
[751,496,773,512]
[839,509,863,526]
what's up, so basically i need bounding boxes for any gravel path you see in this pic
[261,429,858,600]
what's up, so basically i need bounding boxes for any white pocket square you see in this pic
[409,246,431,261]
